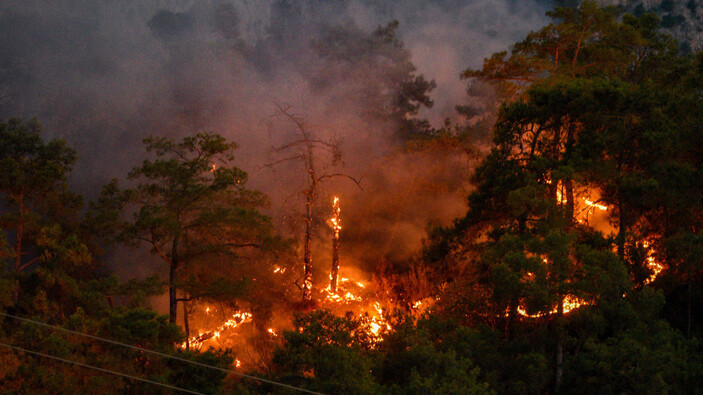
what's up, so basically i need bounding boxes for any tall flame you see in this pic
[331,196,341,235]
[330,196,342,293]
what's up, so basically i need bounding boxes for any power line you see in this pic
[0,341,205,395]
[0,312,323,395]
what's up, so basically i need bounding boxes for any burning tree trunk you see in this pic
[302,178,315,302]
[299,116,318,303]
[182,298,190,350]
[330,197,341,293]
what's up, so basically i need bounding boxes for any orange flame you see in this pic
[642,241,664,284]
[182,309,253,350]
[516,294,588,318]
[331,196,341,234]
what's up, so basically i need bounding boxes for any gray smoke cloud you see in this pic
[0,0,552,283]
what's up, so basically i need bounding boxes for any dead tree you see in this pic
[265,105,360,303]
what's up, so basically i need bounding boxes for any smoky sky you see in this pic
[0,0,554,282]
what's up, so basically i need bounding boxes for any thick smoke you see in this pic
[0,1,551,286]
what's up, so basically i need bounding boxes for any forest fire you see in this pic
[181,185,667,358]
[498,185,666,322]
[321,196,392,341]
[182,195,394,355]
[511,186,666,320]
[643,241,664,284]
[319,274,391,341]
[330,196,342,293]
[3,2,700,392]
[182,310,253,351]
[576,189,664,284]
[516,295,589,318]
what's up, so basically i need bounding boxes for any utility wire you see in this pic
[0,341,205,395]
[0,312,323,395]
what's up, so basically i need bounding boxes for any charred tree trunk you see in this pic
[301,124,318,303]
[616,198,626,261]
[564,178,574,226]
[330,234,340,292]
[183,299,190,350]
[688,279,692,338]
[14,222,22,272]
[302,188,314,302]
[554,296,564,394]
[507,295,519,340]
[554,122,574,394]
[564,122,576,227]
[14,196,25,272]
[169,236,180,323]
[268,106,359,303]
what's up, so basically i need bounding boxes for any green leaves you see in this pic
[0,118,87,274]
[312,20,435,137]
[102,132,284,324]
[123,132,272,259]
[0,118,76,196]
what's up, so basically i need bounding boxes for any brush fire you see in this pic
[180,196,404,362]
[513,186,664,318]
[180,187,666,361]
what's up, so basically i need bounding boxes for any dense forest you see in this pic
[2,1,703,394]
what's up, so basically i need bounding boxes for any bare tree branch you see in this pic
[266,103,361,303]
[220,242,261,248]
[259,155,307,169]
[317,173,363,190]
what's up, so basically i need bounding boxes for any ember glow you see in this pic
[642,241,664,284]
[318,271,391,342]
[583,198,608,211]
[330,196,342,293]
[331,196,342,235]
[366,302,392,339]
[516,294,589,318]
[182,309,253,350]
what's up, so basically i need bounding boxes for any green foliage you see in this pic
[561,288,703,393]
[312,20,436,137]
[378,317,496,395]
[167,348,233,394]
[425,1,703,392]
[661,14,686,29]
[271,310,378,394]
[687,0,698,14]
[0,126,237,394]
[268,311,497,394]
[2,1,703,393]
[0,118,85,273]
[96,132,284,323]
[462,1,676,102]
